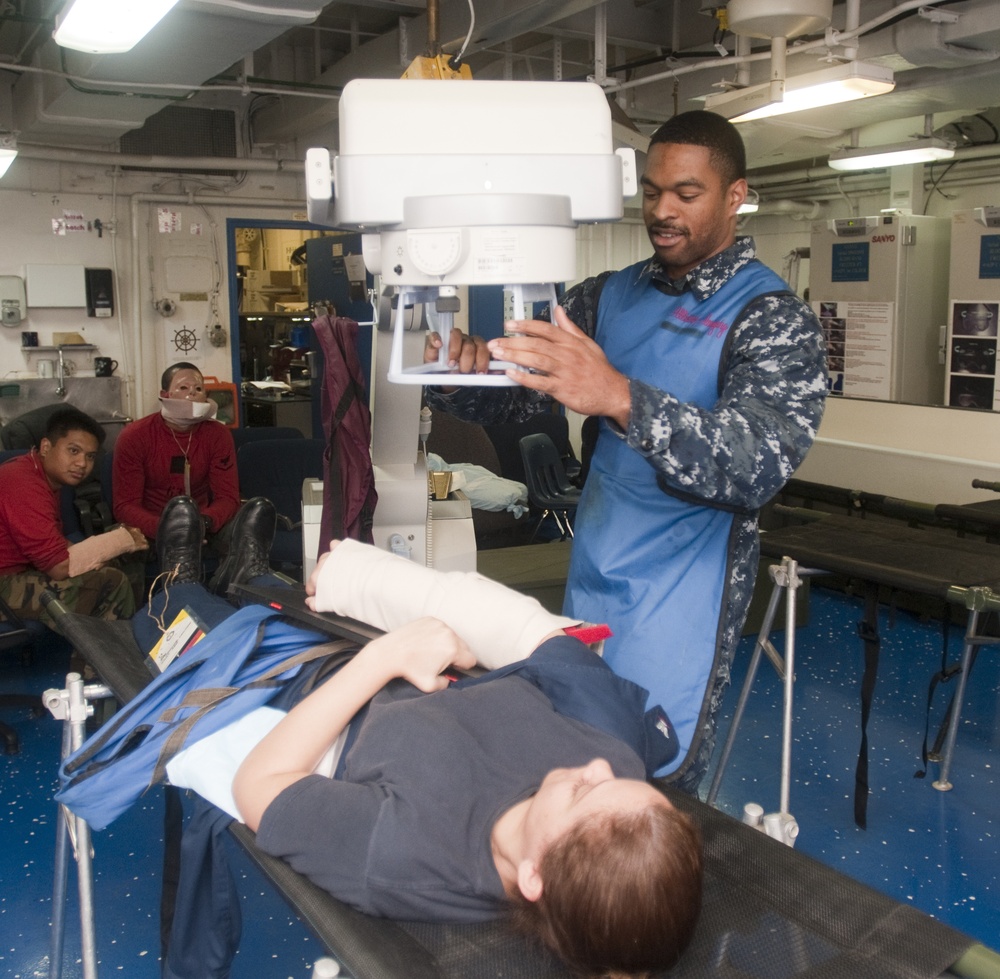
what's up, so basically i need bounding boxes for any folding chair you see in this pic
[518,433,581,542]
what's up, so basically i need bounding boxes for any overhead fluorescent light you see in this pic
[705,61,895,123]
[53,0,181,54]
[0,134,16,180]
[827,136,956,171]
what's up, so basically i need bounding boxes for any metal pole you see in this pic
[426,0,439,56]
[66,674,99,979]
[933,608,978,792]
[593,3,607,87]
[706,576,784,806]
[48,715,73,979]
[780,559,800,816]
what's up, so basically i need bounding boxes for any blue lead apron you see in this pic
[565,258,788,776]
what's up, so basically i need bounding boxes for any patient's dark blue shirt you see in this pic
[256,641,644,923]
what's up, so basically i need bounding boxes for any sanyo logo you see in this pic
[872,234,896,243]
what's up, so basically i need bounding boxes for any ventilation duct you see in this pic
[119,106,237,175]
[893,8,999,70]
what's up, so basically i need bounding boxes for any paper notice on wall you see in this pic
[158,207,182,233]
[813,300,894,401]
[190,223,203,236]
[62,210,87,232]
[52,215,87,235]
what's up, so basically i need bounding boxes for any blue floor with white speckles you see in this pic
[2,585,998,978]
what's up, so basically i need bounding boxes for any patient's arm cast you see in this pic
[305,538,576,669]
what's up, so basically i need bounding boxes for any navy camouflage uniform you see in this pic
[426,236,828,791]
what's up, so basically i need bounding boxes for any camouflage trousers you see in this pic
[0,554,145,628]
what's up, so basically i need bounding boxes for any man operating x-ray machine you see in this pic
[305,78,637,568]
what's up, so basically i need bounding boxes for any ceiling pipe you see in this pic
[752,160,1000,205]
[16,143,304,172]
[612,0,953,95]
[735,34,751,89]
[748,140,1000,189]
[841,0,861,62]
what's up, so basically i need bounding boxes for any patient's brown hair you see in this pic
[512,801,703,977]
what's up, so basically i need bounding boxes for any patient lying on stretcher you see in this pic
[65,538,704,977]
[230,540,703,977]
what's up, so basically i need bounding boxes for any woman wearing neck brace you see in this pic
[112,363,241,553]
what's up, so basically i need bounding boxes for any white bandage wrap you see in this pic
[67,526,142,577]
[312,539,579,670]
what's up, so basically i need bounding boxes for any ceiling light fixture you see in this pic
[705,60,895,123]
[827,136,955,171]
[53,0,181,54]
[0,134,17,180]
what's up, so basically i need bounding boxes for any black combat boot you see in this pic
[208,496,276,597]
[156,496,203,583]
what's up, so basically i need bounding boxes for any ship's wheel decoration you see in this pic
[172,327,198,353]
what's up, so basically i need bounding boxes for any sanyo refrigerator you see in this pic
[808,214,950,403]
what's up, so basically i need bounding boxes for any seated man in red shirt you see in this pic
[113,362,242,568]
[0,407,146,625]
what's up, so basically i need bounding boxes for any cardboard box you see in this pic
[245,268,303,291]
[241,291,271,313]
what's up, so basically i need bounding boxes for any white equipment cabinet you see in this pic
[808,214,950,404]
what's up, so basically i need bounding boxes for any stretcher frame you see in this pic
[727,504,1000,830]
[41,595,1000,979]
[706,555,816,845]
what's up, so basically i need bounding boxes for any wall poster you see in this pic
[947,300,999,411]
[813,300,894,401]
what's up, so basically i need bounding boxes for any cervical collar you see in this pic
[159,397,218,429]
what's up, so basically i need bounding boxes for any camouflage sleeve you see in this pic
[423,272,615,423]
[626,293,828,510]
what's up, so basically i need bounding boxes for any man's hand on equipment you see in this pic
[488,305,632,428]
[424,329,492,375]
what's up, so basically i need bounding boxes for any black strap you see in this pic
[854,584,881,829]
[160,784,184,960]
[914,617,960,779]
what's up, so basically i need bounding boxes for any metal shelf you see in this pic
[21,344,97,353]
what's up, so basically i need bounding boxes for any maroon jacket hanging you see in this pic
[312,314,376,550]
